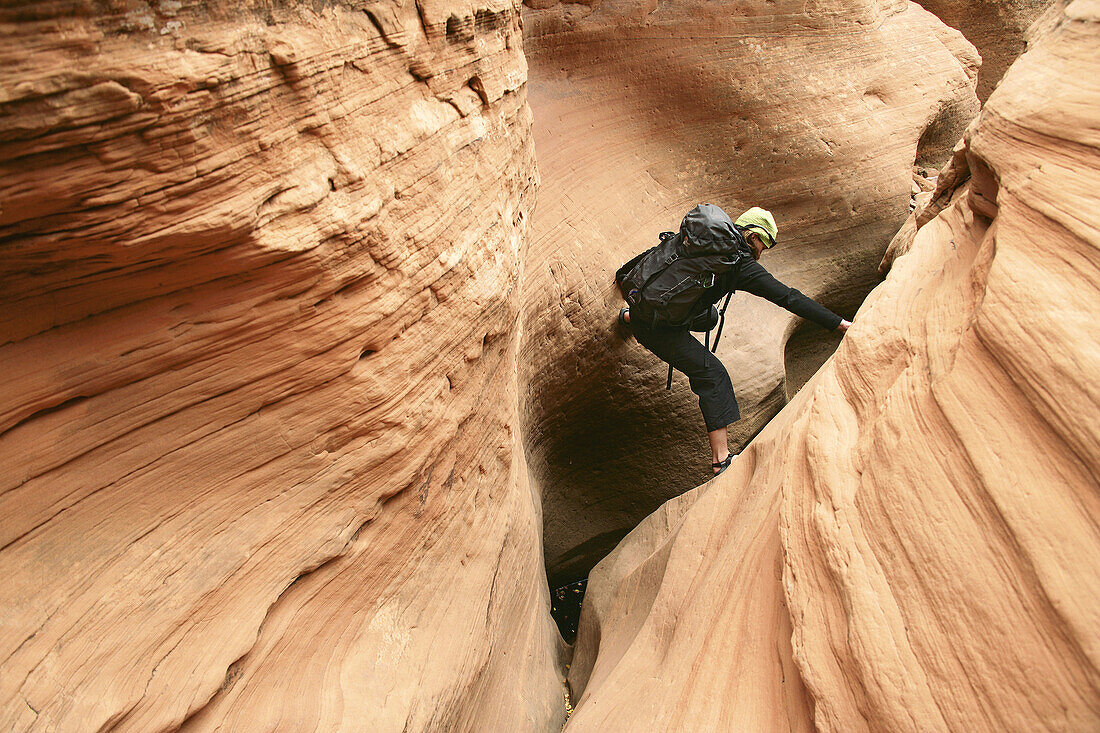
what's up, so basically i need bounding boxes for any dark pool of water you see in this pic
[549,578,587,644]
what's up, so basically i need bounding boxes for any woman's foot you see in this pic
[616,307,632,338]
[712,453,735,475]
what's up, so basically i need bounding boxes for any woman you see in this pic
[619,205,851,475]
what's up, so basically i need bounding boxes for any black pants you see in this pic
[631,322,740,432]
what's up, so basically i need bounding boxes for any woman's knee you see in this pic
[693,353,731,383]
[688,367,732,398]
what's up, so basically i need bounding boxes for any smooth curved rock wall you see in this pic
[566,2,1100,729]
[520,0,981,585]
[0,3,563,731]
[915,0,1054,102]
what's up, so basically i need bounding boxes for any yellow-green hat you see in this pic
[735,207,778,248]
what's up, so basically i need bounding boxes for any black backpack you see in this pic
[616,204,748,325]
[616,204,749,388]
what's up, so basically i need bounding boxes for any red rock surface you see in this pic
[6,0,1096,729]
[915,0,1054,102]
[0,3,563,730]
[520,0,981,586]
[566,2,1100,729]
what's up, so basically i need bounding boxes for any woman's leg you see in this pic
[631,322,739,470]
[707,426,730,469]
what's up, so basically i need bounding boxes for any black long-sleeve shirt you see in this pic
[702,257,843,331]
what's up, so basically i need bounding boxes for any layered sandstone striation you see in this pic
[0,2,563,731]
[519,0,981,585]
[915,0,1055,102]
[567,1,1100,729]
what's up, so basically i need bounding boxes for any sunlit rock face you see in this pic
[0,2,564,731]
[519,0,980,586]
[565,2,1100,729]
[914,0,1054,102]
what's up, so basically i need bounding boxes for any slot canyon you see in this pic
[1,0,1096,731]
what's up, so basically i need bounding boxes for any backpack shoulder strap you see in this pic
[710,292,734,353]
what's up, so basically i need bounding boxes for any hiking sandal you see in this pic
[712,453,735,475]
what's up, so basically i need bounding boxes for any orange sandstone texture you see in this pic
[567,2,1100,730]
[520,0,981,586]
[566,465,815,731]
[0,2,562,731]
[914,0,1055,102]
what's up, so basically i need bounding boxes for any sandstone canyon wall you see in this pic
[915,0,1054,102]
[519,0,982,586]
[567,1,1100,729]
[0,2,564,731]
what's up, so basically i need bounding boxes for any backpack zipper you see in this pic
[657,274,701,304]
